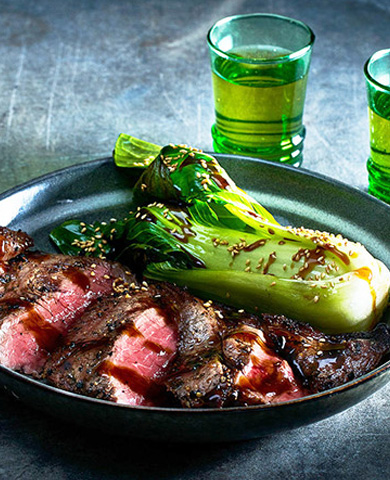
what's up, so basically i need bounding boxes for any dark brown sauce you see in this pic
[263,252,277,275]
[169,209,192,226]
[165,209,197,244]
[124,324,143,338]
[322,243,350,265]
[243,239,267,252]
[213,174,230,190]
[124,310,176,354]
[170,227,196,244]
[100,360,160,398]
[296,249,324,278]
[143,339,173,355]
[22,307,61,351]
[178,156,198,170]
[233,331,302,398]
[314,353,344,371]
[63,266,90,291]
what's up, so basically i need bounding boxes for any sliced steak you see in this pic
[223,324,307,404]
[164,299,235,408]
[0,253,133,374]
[165,304,306,407]
[44,284,179,406]
[261,314,390,393]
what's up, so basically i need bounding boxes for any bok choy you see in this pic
[50,135,390,333]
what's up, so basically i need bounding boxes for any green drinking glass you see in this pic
[364,49,390,204]
[207,13,315,166]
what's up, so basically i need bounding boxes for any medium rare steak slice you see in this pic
[223,324,307,404]
[261,314,390,392]
[44,285,179,406]
[0,253,133,374]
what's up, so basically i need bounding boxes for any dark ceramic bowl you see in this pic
[0,155,389,443]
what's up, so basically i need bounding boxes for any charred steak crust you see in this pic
[0,227,34,262]
[261,314,390,392]
[163,296,235,408]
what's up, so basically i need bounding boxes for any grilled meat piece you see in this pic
[165,306,306,408]
[0,252,133,374]
[0,227,33,262]
[223,324,307,405]
[164,298,236,408]
[44,283,179,406]
[261,314,390,392]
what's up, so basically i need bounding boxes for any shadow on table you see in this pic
[0,391,274,480]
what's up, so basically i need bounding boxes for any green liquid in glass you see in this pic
[211,45,309,165]
[367,91,390,203]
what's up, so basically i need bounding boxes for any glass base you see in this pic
[367,158,390,204]
[211,124,304,167]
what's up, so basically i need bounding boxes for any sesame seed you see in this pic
[313,295,320,303]
[270,281,276,286]
[238,309,244,313]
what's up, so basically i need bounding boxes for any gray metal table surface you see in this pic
[0,0,389,479]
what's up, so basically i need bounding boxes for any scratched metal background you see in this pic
[0,0,389,479]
